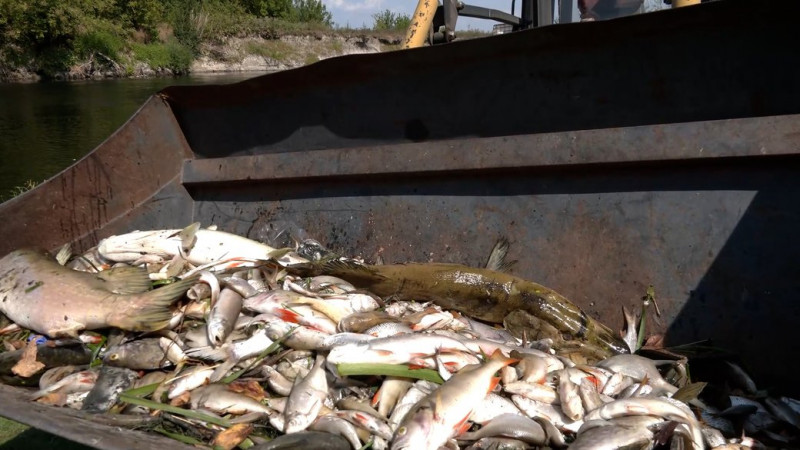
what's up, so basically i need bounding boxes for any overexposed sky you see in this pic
[323,0,670,31]
[324,0,527,31]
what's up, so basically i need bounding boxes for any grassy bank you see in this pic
[0,0,338,80]
[0,417,92,450]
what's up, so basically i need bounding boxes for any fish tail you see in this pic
[488,348,518,367]
[109,277,197,332]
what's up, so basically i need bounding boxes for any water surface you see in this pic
[0,72,267,199]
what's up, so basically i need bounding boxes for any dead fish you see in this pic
[81,366,139,413]
[0,344,91,376]
[249,431,351,450]
[570,422,654,450]
[0,249,197,337]
[31,370,98,400]
[285,354,328,433]
[309,415,362,450]
[290,259,629,355]
[190,383,273,415]
[103,338,171,370]
[98,226,308,267]
[458,413,546,445]
[392,349,517,450]
[207,287,243,347]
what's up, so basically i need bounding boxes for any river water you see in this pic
[0,72,267,201]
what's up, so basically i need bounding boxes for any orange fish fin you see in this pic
[489,348,519,366]
[454,414,472,435]
[488,376,501,393]
[371,387,381,406]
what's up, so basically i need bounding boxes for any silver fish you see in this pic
[285,354,328,433]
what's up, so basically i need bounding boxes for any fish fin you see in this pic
[434,392,443,421]
[488,376,501,393]
[371,387,381,406]
[95,266,152,294]
[109,276,197,332]
[185,346,227,362]
[55,243,72,266]
[485,237,513,272]
[671,381,707,404]
[178,222,201,253]
[489,348,519,366]
[454,415,472,435]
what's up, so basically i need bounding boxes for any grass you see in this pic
[244,40,294,62]
[0,418,92,450]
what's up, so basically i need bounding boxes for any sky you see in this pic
[322,0,670,31]
[323,0,526,31]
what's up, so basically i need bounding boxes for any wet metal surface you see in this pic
[0,96,193,256]
[162,0,799,159]
[0,1,799,446]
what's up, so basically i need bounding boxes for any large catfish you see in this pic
[0,248,195,338]
[290,259,629,355]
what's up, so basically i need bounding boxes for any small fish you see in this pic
[81,366,139,413]
[0,249,196,337]
[339,311,400,333]
[596,354,677,396]
[373,377,413,418]
[391,349,517,450]
[570,422,654,450]
[208,287,244,347]
[309,415,362,450]
[457,413,546,445]
[103,338,171,370]
[335,409,393,440]
[190,383,273,415]
[285,354,329,433]
[31,370,98,400]
[388,380,437,431]
[168,365,216,399]
[621,306,638,354]
[468,393,524,425]
[503,381,558,404]
[558,369,584,421]
[584,397,703,450]
[249,431,351,450]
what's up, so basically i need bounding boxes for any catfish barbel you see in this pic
[289,260,629,355]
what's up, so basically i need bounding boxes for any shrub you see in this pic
[291,0,332,26]
[372,9,411,31]
[131,39,193,72]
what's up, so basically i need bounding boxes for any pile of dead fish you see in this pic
[0,224,798,449]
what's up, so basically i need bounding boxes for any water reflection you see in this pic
[0,72,268,199]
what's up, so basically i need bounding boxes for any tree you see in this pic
[291,0,332,26]
[372,9,411,31]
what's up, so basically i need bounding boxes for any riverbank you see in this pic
[1,32,404,83]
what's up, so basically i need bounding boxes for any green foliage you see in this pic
[114,0,163,38]
[131,39,193,72]
[372,9,411,31]
[239,0,292,18]
[291,0,332,26]
[0,0,335,78]
[75,27,125,60]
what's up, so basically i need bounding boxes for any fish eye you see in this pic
[396,426,407,436]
